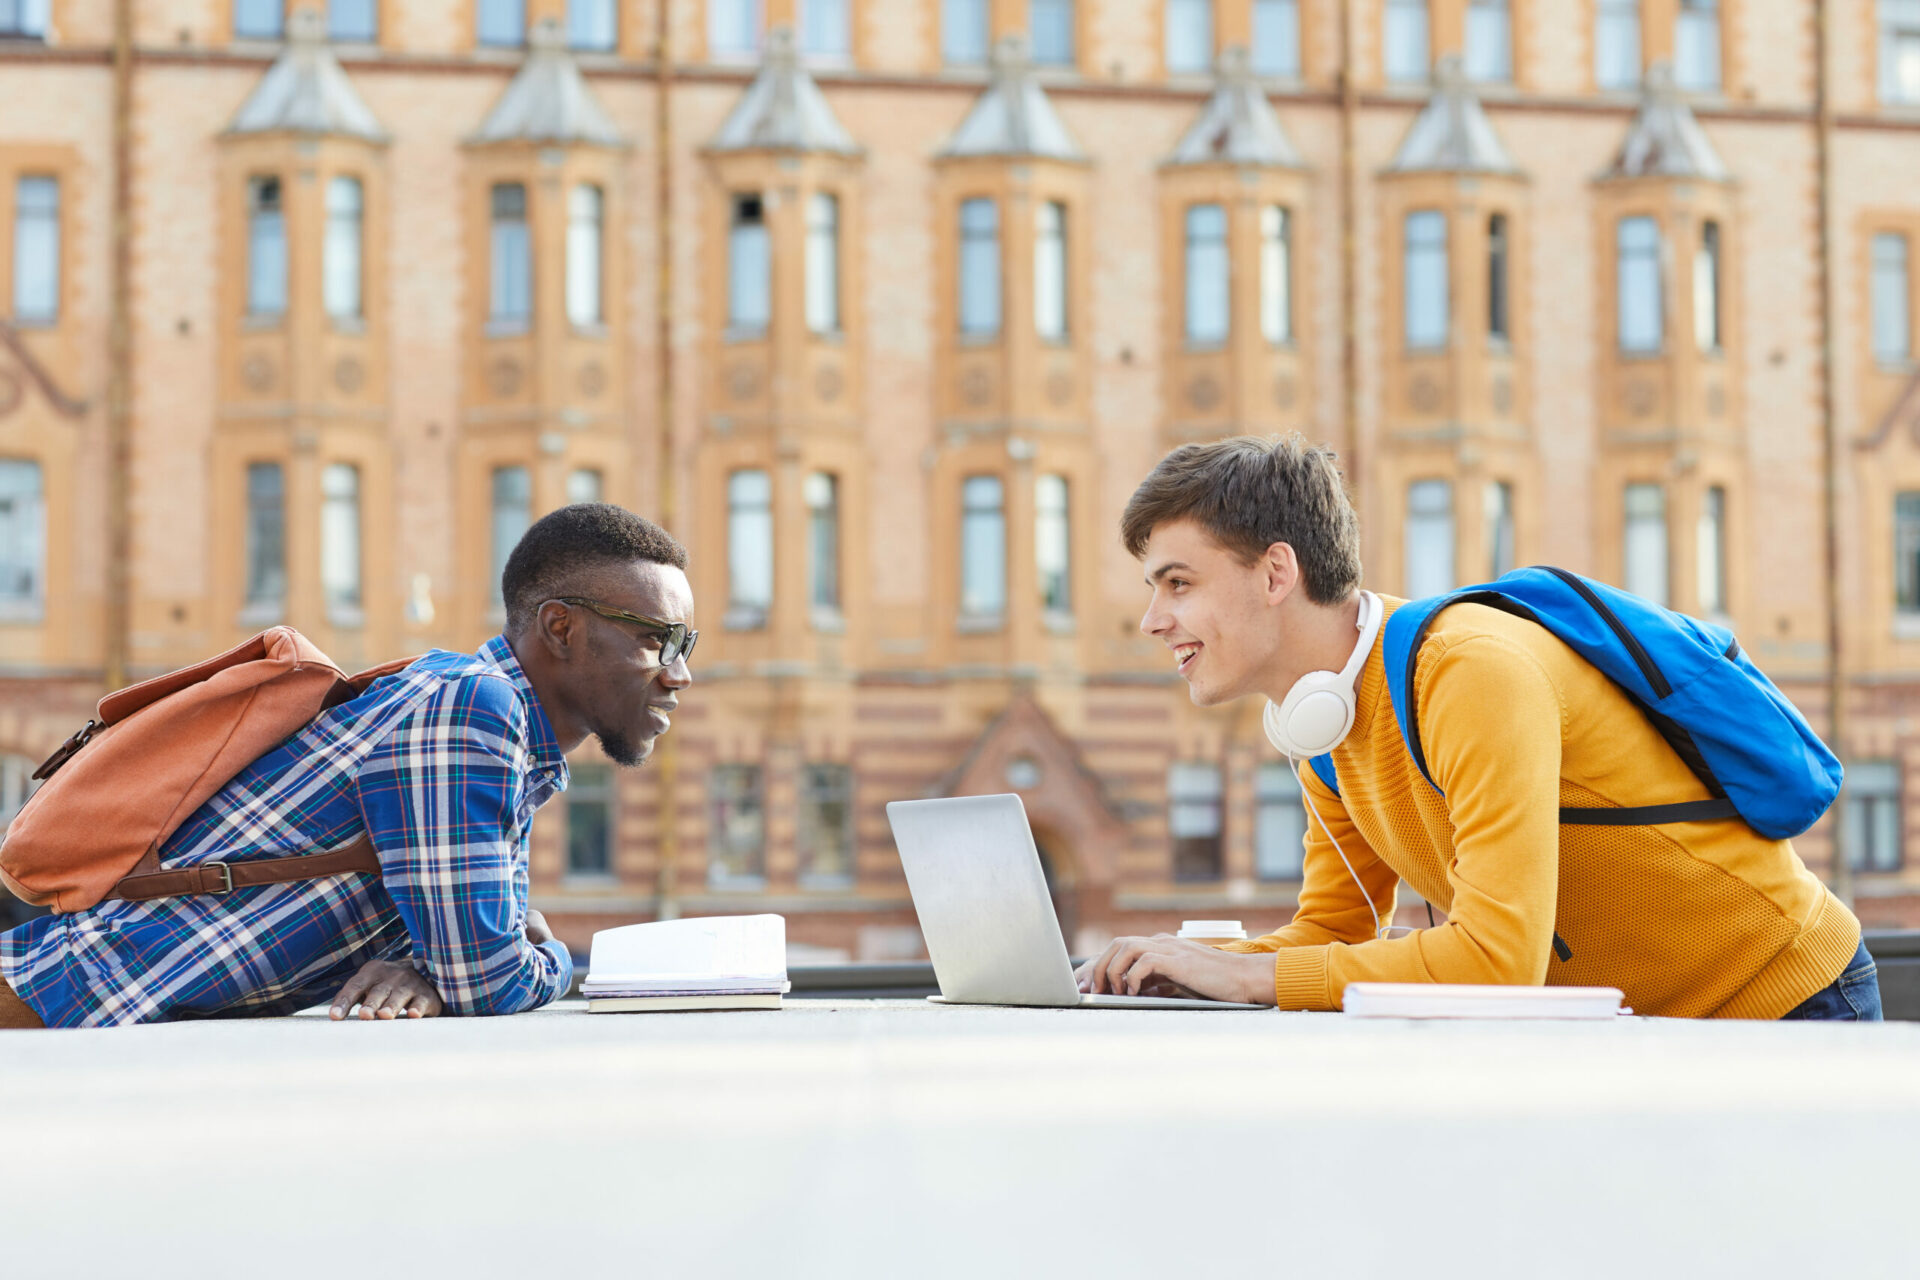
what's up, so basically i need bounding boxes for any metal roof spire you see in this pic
[708,27,862,155]
[1165,45,1305,168]
[1387,54,1520,175]
[938,34,1086,161]
[224,7,390,142]
[470,17,624,147]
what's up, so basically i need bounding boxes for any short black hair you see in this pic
[501,503,688,634]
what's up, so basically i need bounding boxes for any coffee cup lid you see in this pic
[1178,919,1245,937]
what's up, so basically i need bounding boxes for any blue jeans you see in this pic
[1780,940,1883,1021]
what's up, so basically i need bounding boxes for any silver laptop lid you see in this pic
[886,794,1080,1007]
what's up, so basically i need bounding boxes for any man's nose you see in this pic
[1140,601,1168,637]
[660,655,693,689]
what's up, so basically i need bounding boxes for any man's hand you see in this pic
[524,909,554,946]
[329,959,445,1021]
[1075,934,1276,1006]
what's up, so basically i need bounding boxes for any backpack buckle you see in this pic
[204,862,234,895]
[32,719,99,782]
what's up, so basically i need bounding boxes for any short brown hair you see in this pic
[1120,434,1361,605]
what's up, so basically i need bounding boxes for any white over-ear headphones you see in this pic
[1262,591,1383,761]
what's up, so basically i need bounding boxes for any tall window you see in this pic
[0,459,44,610]
[1674,0,1720,92]
[489,182,531,327]
[806,471,841,612]
[1844,761,1903,873]
[1034,201,1068,341]
[943,0,990,65]
[799,764,855,886]
[728,469,774,626]
[1184,203,1229,345]
[1896,492,1920,615]
[1695,220,1722,352]
[1405,479,1455,597]
[709,764,766,888]
[1036,473,1071,615]
[323,176,363,322]
[1169,761,1224,882]
[565,762,614,878]
[1623,482,1669,606]
[1,755,38,829]
[1403,209,1448,349]
[0,1,49,38]
[1165,0,1214,75]
[805,192,840,335]
[1595,0,1640,89]
[1464,0,1512,83]
[1885,1,1920,103]
[1260,206,1292,343]
[1487,212,1510,342]
[233,0,283,39]
[568,0,617,51]
[1252,0,1301,78]
[1485,479,1515,578]
[958,197,1002,337]
[566,467,604,503]
[801,0,852,59]
[1873,232,1911,366]
[12,176,58,325]
[566,183,604,328]
[247,175,287,318]
[729,193,771,334]
[477,0,525,47]
[330,0,378,42]
[1254,762,1306,881]
[1032,0,1075,66]
[320,462,362,615]
[1617,215,1663,353]
[709,0,762,58]
[1384,0,1430,84]
[961,475,1007,619]
[1697,484,1727,616]
[490,465,531,606]
[245,462,287,608]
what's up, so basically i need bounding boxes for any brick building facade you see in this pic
[5,0,1920,956]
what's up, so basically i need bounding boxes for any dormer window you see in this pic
[247,175,287,319]
[958,197,1002,338]
[489,182,531,329]
[728,193,771,336]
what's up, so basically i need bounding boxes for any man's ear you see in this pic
[534,600,581,659]
[1262,542,1300,605]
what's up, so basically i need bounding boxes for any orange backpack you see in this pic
[0,628,416,913]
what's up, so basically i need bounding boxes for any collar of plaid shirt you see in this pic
[0,635,577,1027]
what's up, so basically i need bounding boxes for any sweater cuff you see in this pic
[1270,946,1335,1011]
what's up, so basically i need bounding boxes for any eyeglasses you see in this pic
[550,597,699,667]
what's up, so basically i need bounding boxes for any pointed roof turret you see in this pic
[470,17,624,147]
[1387,55,1519,175]
[708,27,861,155]
[225,7,389,142]
[1165,46,1304,168]
[937,34,1086,162]
[1602,63,1730,181]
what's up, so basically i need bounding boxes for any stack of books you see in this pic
[582,914,791,1013]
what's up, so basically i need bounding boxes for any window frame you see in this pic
[0,456,46,618]
[1844,759,1904,874]
[323,174,364,324]
[1402,207,1449,351]
[11,173,61,327]
[1616,213,1665,356]
[1872,229,1912,368]
[1251,0,1302,80]
[1464,0,1513,85]
[1384,0,1431,85]
[1034,199,1069,343]
[1035,472,1072,619]
[805,470,842,617]
[1674,0,1723,94]
[1487,211,1510,344]
[708,763,768,890]
[1184,202,1231,347]
[566,0,619,52]
[805,190,842,336]
[246,173,289,321]
[330,0,380,43]
[566,182,605,330]
[1594,0,1641,90]
[798,762,856,889]
[942,0,991,66]
[1404,477,1456,598]
[489,464,532,610]
[959,473,1008,625]
[1030,0,1077,69]
[564,760,618,881]
[726,467,775,629]
[1168,760,1225,883]
[243,460,289,614]
[728,191,772,338]
[320,460,364,621]
[1164,0,1216,78]
[477,0,527,48]
[1623,481,1670,607]
[1697,483,1727,617]
[488,181,532,331]
[958,196,1004,339]
[1253,761,1307,882]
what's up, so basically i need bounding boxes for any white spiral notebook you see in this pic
[583,914,791,1013]
[1342,983,1629,1020]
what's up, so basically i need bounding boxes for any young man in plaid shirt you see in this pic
[0,504,694,1028]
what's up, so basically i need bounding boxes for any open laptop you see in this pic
[886,794,1266,1010]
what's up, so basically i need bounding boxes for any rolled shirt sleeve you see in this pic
[355,673,573,1015]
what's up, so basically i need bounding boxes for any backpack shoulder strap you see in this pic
[1306,753,1340,797]
[1380,591,1463,796]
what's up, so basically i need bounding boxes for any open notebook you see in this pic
[582,914,791,1013]
[1343,983,1629,1020]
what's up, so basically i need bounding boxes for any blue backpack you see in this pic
[1307,566,1843,841]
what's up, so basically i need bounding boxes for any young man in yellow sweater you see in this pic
[1077,436,1882,1019]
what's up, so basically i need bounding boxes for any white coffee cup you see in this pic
[1178,919,1247,944]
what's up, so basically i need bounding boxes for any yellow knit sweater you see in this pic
[1221,597,1860,1018]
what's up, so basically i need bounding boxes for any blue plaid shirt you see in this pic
[0,636,574,1027]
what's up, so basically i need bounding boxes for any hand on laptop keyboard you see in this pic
[1075,934,1277,1005]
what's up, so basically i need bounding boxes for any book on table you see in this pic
[582,914,790,1013]
[1342,983,1628,1020]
